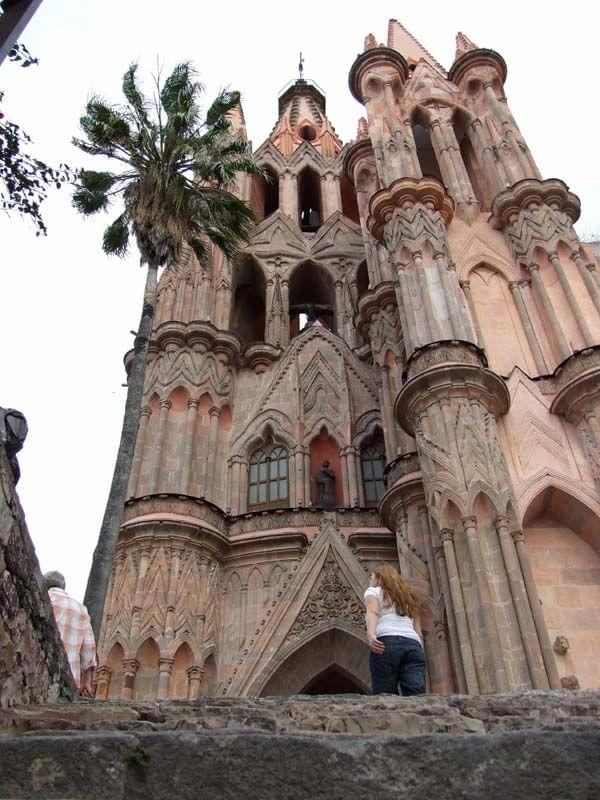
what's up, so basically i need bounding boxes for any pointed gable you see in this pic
[387,19,446,74]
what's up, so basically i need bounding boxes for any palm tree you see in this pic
[72,62,263,637]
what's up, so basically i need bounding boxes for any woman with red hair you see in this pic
[364,564,426,695]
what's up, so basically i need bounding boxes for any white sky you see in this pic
[1,0,599,602]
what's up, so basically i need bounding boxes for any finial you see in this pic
[298,52,304,80]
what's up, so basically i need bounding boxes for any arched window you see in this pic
[298,166,322,231]
[248,444,289,508]
[230,256,266,345]
[289,261,335,336]
[361,443,386,504]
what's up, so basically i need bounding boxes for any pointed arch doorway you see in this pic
[259,626,370,696]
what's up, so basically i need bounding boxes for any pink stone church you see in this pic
[95,20,600,701]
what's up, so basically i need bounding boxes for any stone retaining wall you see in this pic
[0,445,75,706]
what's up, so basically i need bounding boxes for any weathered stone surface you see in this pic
[0,728,599,799]
[0,445,75,707]
[2,690,600,737]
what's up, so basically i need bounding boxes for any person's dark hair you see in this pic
[372,564,419,618]
[43,570,66,591]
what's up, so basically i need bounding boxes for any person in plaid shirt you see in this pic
[44,571,97,697]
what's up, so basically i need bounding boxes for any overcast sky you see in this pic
[2,0,599,602]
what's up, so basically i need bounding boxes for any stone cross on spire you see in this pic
[298,52,304,79]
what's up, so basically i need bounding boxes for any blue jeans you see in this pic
[370,635,427,695]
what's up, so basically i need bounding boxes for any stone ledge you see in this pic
[1,690,599,738]
[0,728,599,799]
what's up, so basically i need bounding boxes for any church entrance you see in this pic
[259,627,371,696]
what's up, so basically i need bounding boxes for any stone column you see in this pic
[494,516,548,689]
[164,547,182,639]
[434,252,463,339]
[508,281,548,373]
[334,280,344,337]
[459,280,484,348]
[346,447,359,507]
[187,666,203,699]
[294,445,305,506]
[290,173,299,224]
[527,263,571,361]
[572,250,600,316]
[355,449,366,507]
[304,451,312,506]
[379,365,399,460]
[239,457,249,513]
[280,279,290,348]
[180,397,200,493]
[394,263,418,353]
[339,448,350,507]
[433,544,467,694]
[149,398,171,493]
[414,250,440,341]
[94,666,111,701]
[265,278,276,344]
[511,529,561,689]
[157,658,174,700]
[129,547,151,639]
[548,251,594,346]
[121,659,139,701]
[461,515,508,693]
[230,457,241,515]
[130,405,152,497]
[440,529,479,693]
[471,118,506,195]
[204,406,221,501]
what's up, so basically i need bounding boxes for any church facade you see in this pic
[95,20,600,701]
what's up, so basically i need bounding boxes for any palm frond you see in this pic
[205,90,241,127]
[72,171,115,215]
[102,212,130,256]
[122,64,151,127]
[187,236,209,266]
[161,62,202,134]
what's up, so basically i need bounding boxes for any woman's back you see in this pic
[363,585,420,641]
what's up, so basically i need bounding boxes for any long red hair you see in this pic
[372,564,419,618]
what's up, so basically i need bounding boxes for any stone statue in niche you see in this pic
[316,461,336,510]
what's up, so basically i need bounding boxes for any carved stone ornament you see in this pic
[405,340,486,381]
[367,177,454,245]
[287,552,364,637]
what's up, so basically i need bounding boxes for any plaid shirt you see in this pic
[48,587,97,686]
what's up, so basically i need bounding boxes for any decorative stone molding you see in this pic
[541,346,600,396]
[405,340,487,381]
[241,343,283,373]
[367,177,454,244]
[489,178,581,264]
[383,452,420,487]
[448,48,507,88]
[348,47,409,104]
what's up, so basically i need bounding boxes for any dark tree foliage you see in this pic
[0,42,72,234]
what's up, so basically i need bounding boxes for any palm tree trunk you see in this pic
[84,259,159,639]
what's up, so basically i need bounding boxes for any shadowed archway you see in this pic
[259,627,370,696]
